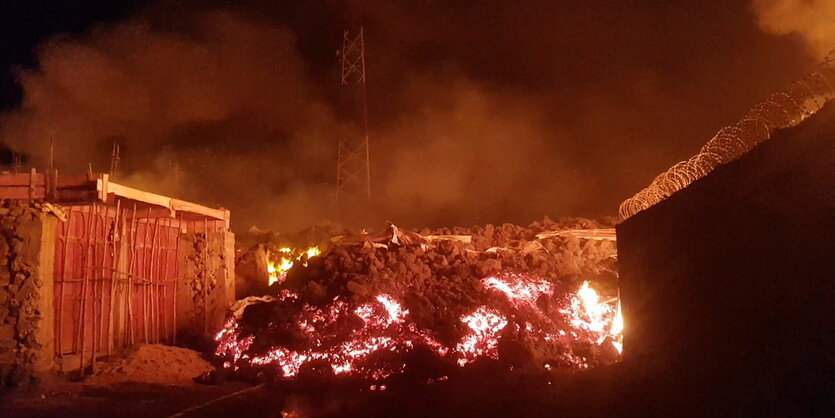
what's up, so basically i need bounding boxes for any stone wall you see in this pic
[0,200,57,386]
[177,229,235,338]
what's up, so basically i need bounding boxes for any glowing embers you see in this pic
[216,277,625,380]
[214,318,254,368]
[216,293,446,379]
[359,294,408,326]
[482,275,553,308]
[267,246,321,285]
[455,307,508,367]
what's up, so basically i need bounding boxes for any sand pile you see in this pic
[86,344,213,386]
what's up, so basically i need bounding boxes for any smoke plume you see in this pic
[1,11,339,230]
[0,10,590,231]
[0,1,818,232]
[751,0,835,59]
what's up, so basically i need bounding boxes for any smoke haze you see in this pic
[0,1,827,232]
[751,0,835,59]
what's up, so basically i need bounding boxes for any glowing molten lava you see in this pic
[216,275,624,381]
[215,293,447,379]
[482,275,553,308]
[455,307,508,367]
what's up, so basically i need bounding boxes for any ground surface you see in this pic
[3,363,795,417]
[1,381,252,418]
[0,365,665,418]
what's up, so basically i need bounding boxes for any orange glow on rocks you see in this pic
[215,277,624,381]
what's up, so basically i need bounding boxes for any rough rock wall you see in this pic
[0,200,56,386]
[177,229,235,338]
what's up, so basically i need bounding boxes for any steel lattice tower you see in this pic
[336,26,371,207]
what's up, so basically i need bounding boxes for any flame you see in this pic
[305,247,321,259]
[267,246,321,285]
[558,280,624,353]
[576,280,608,333]
[610,300,624,354]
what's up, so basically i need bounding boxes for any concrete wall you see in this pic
[177,229,235,339]
[0,200,56,385]
[617,103,835,413]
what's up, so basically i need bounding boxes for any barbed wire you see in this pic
[619,53,835,220]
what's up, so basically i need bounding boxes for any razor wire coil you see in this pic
[619,54,835,220]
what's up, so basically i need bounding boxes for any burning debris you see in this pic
[267,247,322,286]
[221,217,621,384]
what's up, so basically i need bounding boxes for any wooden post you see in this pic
[160,218,169,342]
[173,218,181,346]
[78,203,97,376]
[141,208,152,344]
[47,139,54,199]
[142,206,153,344]
[29,168,36,199]
[148,216,161,343]
[57,208,73,371]
[126,204,138,346]
[49,169,58,201]
[92,204,107,373]
[203,218,209,336]
[107,200,121,355]
[91,207,99,373]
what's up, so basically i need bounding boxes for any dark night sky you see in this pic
[0,0,828,231]
[0,0,137,109]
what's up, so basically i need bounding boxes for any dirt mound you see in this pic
[86,344,214,386]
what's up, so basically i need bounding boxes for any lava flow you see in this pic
[215,274,623,381]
